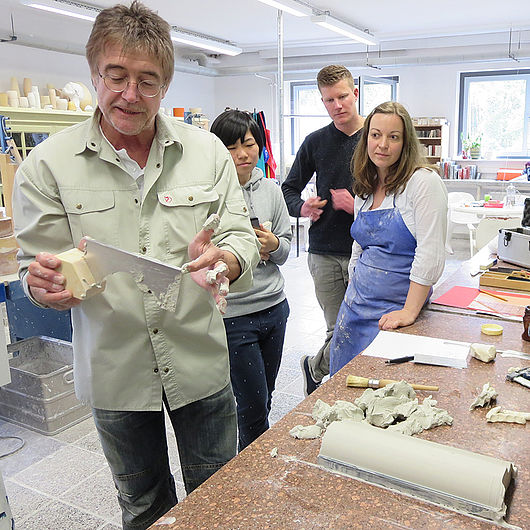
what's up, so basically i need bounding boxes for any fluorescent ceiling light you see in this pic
[256,0,312,17]
[20,0,97,21]
[312,14,378,46]
[171,30,242,56]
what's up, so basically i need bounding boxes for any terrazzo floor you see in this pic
[0,238,469,529]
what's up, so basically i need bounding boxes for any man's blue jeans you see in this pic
[92,384,237,530]
[223,299,290,450]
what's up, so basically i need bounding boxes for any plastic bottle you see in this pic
[505,183,517,207]
[522,306,530,341]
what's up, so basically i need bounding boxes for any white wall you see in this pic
[0,46,216,118]
[3,45,530,160]
[213,74,276,128]
[213,59,530,160]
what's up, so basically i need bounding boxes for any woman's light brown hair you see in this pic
[352,101,432,199]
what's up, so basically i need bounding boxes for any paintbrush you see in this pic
[346,375,439,391]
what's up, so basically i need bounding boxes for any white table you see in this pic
[446,204,523,255]
[452,204,523,219]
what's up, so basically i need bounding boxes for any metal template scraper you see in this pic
[56,238,182,310]
[83,238,182,309]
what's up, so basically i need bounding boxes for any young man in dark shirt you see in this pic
[282,65,364,394]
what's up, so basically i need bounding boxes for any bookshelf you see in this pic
[413,118,449,165]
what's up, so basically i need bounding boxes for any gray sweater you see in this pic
[224,168,292,318]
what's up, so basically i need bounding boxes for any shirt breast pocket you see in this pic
[62,190,118,246]
[158,186,219,255]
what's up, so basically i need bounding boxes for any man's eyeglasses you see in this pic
[98,71,165,98]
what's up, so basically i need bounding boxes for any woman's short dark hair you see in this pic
[210,110,264,156]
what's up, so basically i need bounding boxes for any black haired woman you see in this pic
[211,110,291,450]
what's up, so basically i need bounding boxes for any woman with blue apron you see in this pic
[330,102,447,375]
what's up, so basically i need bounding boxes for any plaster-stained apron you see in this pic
[330,197,419,375]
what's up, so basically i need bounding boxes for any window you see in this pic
[288,76,398,155]
[459,69,530,158]
[358,76,398,117]
[289,82,330,155]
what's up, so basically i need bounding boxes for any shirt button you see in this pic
[153,368,159,373]
[156,163,161,168]
[153,328,159,334]
[115,158,120,163]
[243,206,247,212]
[134,198,139,204]
[90,142,96,147]
[163,367,169,373]
[188,196,193,201]
[76,204,82,210]
[141,247,147,254]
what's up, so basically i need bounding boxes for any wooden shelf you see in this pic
[0,106,92,159]
[414,119,449,163]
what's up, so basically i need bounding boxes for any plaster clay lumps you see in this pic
[289,424,324,439]
[291,381,453,441]
[470,382,498,410]
[486,406,530,425]
[470,343,497,363]
[387,396,453,436]
[312,399,363,427]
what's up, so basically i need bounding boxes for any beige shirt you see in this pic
[13,109,260,411]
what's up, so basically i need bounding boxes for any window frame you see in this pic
[458,68,530,158]
[288,75,399,155]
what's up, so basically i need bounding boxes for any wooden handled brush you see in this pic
[346,375,439,392]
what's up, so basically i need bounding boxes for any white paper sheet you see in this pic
[362,331,470,368]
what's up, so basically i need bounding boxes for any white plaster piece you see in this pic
[153,516,177,525]
[202,213,221,233]
[312,399,332,423]
[366,396,419,428]
[218,277,230,297]
[486,406,530,425]
[270,447,278,458]
[470,383,498,410]
[388,396,453,435]
[318,421,517,523]
[311,399,363,427]
[289,424,323,439]
[470,343,497,363]
[205,261,228,285]
[327,400,364,424]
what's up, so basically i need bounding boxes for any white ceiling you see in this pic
[2,0,530,75]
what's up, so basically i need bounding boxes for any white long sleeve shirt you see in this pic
[348,168,447,286]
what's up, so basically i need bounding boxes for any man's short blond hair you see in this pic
[86,0,174,87]
[317,65,354,91]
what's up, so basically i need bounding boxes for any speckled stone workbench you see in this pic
[152,310,529,529]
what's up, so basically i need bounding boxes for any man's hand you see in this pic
[254,225,279,261]
[183,218,239,314]
[330,189,354,215]
[26,252,81,310]
[300,196,328,222]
